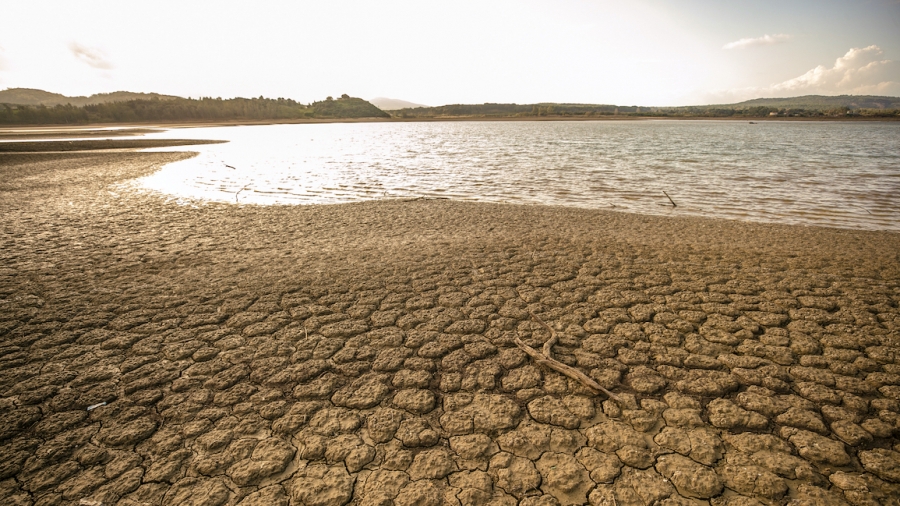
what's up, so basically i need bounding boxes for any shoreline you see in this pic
[2,135,896,235]
[0,114,897,133]
[0,139,226,152]
[1,149,899,504]
[5,133,894,235]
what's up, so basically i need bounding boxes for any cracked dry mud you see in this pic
[1,148,900,506]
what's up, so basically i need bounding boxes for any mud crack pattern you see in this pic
[1,150,900,505]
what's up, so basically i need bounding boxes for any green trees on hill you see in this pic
[84,96,315,122]
[663,106,899,118]
[0,95,389,125]
[2,92,898,125]
[310,95,390,118]
[391,103,900,119]
[386,95,900,119]
[733,95,900,110]
[0,104,90,124]
[391,103,621,118]
[0,88,181,107]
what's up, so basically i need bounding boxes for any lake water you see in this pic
[132,120,900,231]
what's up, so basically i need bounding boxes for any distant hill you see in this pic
[392,102,629,118]
[0,88,181,106]
[311,95,390,118]
[369,97,429,110]
[391,95,900,119]
[0,94,389,125]
[724,95,900,110]
[2,89,896,124]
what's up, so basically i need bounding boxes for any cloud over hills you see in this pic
[723,34,790,50]
[68,42,113,70]
[771,45,899,95]
[708,45,900,103]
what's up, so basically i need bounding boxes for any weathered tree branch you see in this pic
[515,311,621,402]
[663,190,677,207]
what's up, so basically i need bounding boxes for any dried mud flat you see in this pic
[1,149,900,506]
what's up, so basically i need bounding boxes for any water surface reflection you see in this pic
[132,120,900,231]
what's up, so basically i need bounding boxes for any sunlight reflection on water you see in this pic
[130,120,900,231]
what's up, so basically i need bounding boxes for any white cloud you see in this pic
[771,45,899,95]
[68,42,113,69]
[0,45,8,71]
[723,34,790,50]
[704,45,900,103]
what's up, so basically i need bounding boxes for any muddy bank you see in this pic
[0,139,224,153]
[1,150,899,505]
[0,129,162,140]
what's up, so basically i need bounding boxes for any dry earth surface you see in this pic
[1,144,900,505]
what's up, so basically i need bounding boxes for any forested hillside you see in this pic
[0,88,180,107]
[0,94,388,124]
[1,88,897,124]
[729,95,900,110]
[392,96,900,119]
[311,95,390,118]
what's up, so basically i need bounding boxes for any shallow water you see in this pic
[132,120,900,231]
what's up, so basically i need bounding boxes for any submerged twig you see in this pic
[515,311,621,402]
[401,196,450,202]
[226,164,248,203]
[663,191,677,207]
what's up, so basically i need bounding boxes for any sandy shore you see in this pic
[0,139,225,153]
[2,114,894,138]
[1,146,899,505]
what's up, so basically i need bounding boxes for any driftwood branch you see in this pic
[401,196,450,202]
[515,311,621,402]
[663,191,677,207]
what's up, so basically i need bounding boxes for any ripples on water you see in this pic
[133,120,900,231]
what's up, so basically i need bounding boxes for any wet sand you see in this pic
[1,146,899,505]
[0,139,225,153]
[0,129,164,140]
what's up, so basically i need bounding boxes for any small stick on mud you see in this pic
[226,164,248,202]
[402,196,450,202]
[515,311,621,402]
[663,191,677,207]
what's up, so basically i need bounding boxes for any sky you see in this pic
[1,0,899,106]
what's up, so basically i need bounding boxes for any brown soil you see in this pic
[1,149,899,505]
[0,139,225,153]
[0,129,162,140]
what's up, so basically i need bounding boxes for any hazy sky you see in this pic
[2,0,899,106]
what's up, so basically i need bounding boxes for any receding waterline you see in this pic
[130,120,900,231]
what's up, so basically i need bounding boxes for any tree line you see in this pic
[391,103,900,119]
[3,96,897,125]
[0,95,389,125]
